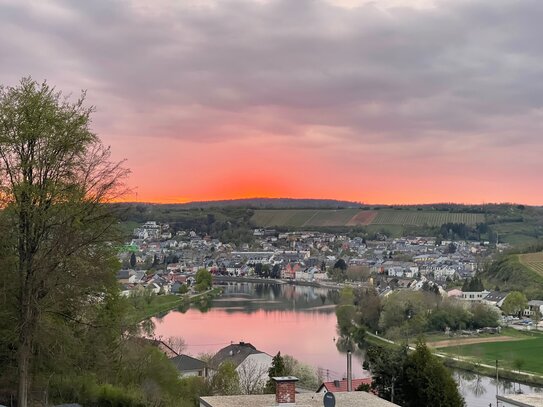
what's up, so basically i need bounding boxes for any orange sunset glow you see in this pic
[3,0,543,206]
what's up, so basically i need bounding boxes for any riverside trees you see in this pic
[366,342,464,406]
[0,78,129,406]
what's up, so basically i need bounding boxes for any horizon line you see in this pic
[113,197,541,207]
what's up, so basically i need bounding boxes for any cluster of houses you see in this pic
[120,222,543,320]
[117,222,507,298]
[116,221,543,328]
[447,288,543,321]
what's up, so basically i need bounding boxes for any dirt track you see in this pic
[429,335,525,348]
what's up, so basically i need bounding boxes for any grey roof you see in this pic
[170,354,206,372]
[200,392,399,407]
[116,269,130,279]
[210,342,263,369]
[529,300,543,306]
[484,291,509,302]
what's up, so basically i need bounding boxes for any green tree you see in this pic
[470,303,500,328]
[211,361,240,395]
[130,252,137,268]
[402,342,464,407]
[283,355,319,390]
[502,291,528,317]
[366,345,408,403]
[334,258,347,271]
[265,352,287,393]
[379,291,435,338]
[336,287,356,336]
[195,268,212,292]
[0,78,127,407]
[271,264,281,279]
[354,288,381,332]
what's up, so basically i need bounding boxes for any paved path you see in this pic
[429,336,525,348]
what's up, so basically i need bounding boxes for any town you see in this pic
[113,219,543,406]
[119,220,518,309]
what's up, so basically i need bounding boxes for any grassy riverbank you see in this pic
[127,288,223,323]
[438,329,543,376]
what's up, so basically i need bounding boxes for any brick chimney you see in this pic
[273,376,299,405]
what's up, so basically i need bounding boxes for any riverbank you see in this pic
[127,287,223,323]
[213,275,343,290]
[213,275,286,284]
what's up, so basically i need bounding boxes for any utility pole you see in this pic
[347,350,353,392]
[496,359,499,407]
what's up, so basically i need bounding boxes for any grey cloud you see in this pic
[1,0,543,153]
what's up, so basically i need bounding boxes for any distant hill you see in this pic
[114,201,543,246]
[165,198,362,209]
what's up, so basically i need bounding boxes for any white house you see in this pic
[460,290,490,302]
[209,342,273,394]
[524,300,543,317]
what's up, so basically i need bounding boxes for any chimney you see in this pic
[347,350,353,392]
[273,376,298,404]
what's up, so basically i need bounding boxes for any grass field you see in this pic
[251,209,485,228]
[439,331,543,374]
[519,252,543,276]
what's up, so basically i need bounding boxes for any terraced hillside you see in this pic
[519,252,543,276]
[251,209,484,228]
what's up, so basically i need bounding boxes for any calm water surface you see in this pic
[152,282,541,406]
[153,282,365,379]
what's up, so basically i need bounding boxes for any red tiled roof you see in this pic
[320,378,372,393]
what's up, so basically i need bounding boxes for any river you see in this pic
[152,282,541,406]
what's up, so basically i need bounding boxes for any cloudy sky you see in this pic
[1,0,542,204]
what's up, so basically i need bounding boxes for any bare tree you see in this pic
[0,78,127,407]
[237,357,269,394]
[165,336,187,356]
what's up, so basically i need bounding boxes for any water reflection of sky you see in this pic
[153,307,365,380]
[152,282,543,405]
[152,282,364,380]
[453,365,543,406]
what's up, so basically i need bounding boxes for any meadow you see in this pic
[439,331,543,375]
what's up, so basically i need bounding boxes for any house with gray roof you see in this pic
[210,342,273,393]
[483,291,509,308]
[170,354,207,377]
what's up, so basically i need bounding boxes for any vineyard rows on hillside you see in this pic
[251,209,485,228]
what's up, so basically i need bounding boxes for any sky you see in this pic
[1,0,542,205]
